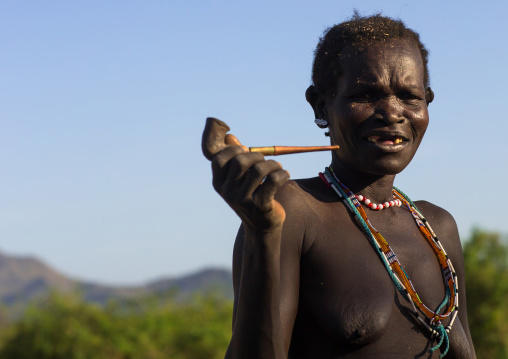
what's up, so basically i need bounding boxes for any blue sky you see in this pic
[1,1,507,285]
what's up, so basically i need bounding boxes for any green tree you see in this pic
[464,228,508,358]
[0,292,124,359]
[0,291,232,359]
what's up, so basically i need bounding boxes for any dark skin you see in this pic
[203,39,476,358]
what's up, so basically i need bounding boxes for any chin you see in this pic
[360,156,413,176]
[333,151,415,177]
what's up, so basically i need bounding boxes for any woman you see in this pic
[202,14,475,358]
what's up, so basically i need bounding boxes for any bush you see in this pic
[0,292,232,359]
[464,228,508,358]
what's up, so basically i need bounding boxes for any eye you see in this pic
[348,91,379,102]
[398,91,423,101]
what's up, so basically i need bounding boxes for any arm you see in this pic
[202,118,297,358]
[228,223,300,359]
[230,185,303,356]
[228,227,285,359]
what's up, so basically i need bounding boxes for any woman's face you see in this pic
[326,39,429,176]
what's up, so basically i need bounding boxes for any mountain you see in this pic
[0,251,76,306]
[0,251,233,309]
[148,268,233,299]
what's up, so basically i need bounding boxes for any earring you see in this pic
[314,118,328,128]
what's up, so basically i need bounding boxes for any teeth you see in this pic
[367,136,404,144]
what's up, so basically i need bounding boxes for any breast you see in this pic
[337,296,395,347]
[297,234,397,350]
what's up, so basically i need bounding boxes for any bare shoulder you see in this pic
[275,177,325,206]
[414,200,457,228]
[413,200,463,258]
[274,177,330,253]
[274,179,305,204]
[275,177,332,220]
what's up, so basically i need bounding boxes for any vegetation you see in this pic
[0,292,232,359]
[464,228,508,358]
[0,228,507,358]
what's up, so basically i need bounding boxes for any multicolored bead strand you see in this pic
[320,167,458,358]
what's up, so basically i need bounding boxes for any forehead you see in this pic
[340,39,424,85]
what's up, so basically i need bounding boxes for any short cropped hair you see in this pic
[311,13,430,96]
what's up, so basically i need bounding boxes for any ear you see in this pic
[425,87,434,105]
[305,85,327,120]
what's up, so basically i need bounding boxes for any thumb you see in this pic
[202,117,231,160]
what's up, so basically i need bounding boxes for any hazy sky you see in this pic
[1,1,506,285]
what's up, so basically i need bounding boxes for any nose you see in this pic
[375,96,405,125]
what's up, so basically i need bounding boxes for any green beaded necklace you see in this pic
[320,167,458,358]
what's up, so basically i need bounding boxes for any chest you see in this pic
[297,206,450,348]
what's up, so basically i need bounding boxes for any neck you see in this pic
[330,158,396,204]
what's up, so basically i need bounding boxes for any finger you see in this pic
[211,145,250,171]
[211,145,250,193]
[226,152,265,181]
[236,160,283,203]
[254,169,290,211]
[219,152,265,199]
[202,117,231,160]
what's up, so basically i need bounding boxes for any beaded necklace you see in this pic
[355,193,402,210]
[319,167,458,358]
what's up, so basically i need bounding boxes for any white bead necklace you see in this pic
[356,193,402,210]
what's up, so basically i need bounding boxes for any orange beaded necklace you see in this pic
[320,167,458,358]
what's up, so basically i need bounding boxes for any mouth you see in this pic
[366,135,406,145]
[363,133,410,152]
